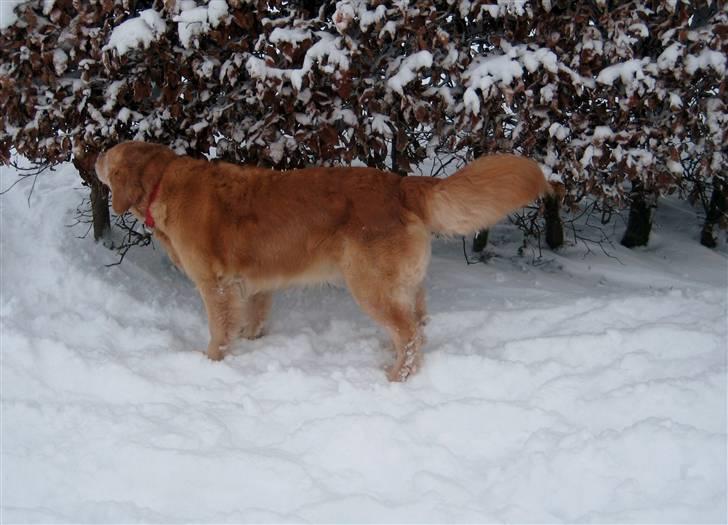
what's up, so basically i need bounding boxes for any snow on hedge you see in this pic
[333,0,388,33]
[247,31,350,92]
[0,0,25,30]
[174,0,229,48]
[104,9,166,55]
[104,0,232,53]
[596,58,655,96]
[387,50,433,95]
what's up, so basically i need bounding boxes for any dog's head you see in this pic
[95,141,178,215]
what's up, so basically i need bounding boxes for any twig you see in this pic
[0,161,56,206]
[105,213,153,267]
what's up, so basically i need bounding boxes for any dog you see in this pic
[95,142,550,381]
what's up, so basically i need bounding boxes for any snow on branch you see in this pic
[596,58,655,96]
[247,32,350,91]
[104,9,167,55]
[387,51,433,96]
[173,0,230,49]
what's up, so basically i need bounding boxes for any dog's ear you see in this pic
[109,168,144,214]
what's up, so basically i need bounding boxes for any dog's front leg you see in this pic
[198,279,245,361]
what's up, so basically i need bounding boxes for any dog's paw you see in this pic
[239,325,265,340]
[387,363,418,382]
[206,345,227,361]
[386,348,421,382]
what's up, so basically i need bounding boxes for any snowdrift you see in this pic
[1,163,726,522]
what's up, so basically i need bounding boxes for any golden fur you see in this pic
[96,142,550,381]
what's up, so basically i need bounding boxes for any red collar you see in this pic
[144,179,162,229]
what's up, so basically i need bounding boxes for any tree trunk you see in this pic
[621,184,654,248]
[543,193,564,250]
[390,124,406,176]
[89,180,111,242]
[472,229,489,252]
[391,128,398,175]
[73,157,111,242]
[700,182,726,248]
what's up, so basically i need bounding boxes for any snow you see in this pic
[580,144,596,167]
[379,20,398,39]
[548,122,570,141]
[267,136,287,164]
[624,148,655,172]
[42,0,55,15]
[333,0,387,33]
[517,45,558,74]
[704,97,727,143]
[437,85,456,111]
[471,0,529,19]
[207,0,229,28]
[387,50,433,96]
[657,42,683,70]
[593,125,614,141]
[463,86,482,115]
[174,0,229,49]
[668,91,683,109]
[359,4,387,31]
[596,58,655,95]
[104,9,167,56]
[462,46,555,114]
[175,5,209,24]
[331,108,357,127]
[248,32,350,92]
[540,82,556,103]
[441,43,459,68]
[370,113,392,136]
[629,22,649,38]
[332,1,355,33]
[117,107,132,123]
[291,33,350,89]
[463,49,523,115]
[465,52,523,93]
[52,48,68,76]
[685,47,727,76]
[1,162,727,522]
[246,56,283,81]
[0,0,25,30]
[269,27,312,45]
[667,159,683,175]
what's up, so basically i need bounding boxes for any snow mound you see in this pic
[1,162,726,522]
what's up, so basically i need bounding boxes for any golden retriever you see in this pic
[95,142,549,381]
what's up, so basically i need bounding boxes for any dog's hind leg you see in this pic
[198,279,246,361]
[238,290,272,340]
[347,280,423,382]
[415,285,429,328]
[341,232,429,381]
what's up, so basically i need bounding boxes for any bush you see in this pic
[1,0,725,249]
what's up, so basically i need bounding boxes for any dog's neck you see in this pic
[144,179,163,229]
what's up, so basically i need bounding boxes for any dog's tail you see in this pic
[402,154,552,235]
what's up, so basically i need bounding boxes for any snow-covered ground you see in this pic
[1,162,726,523]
